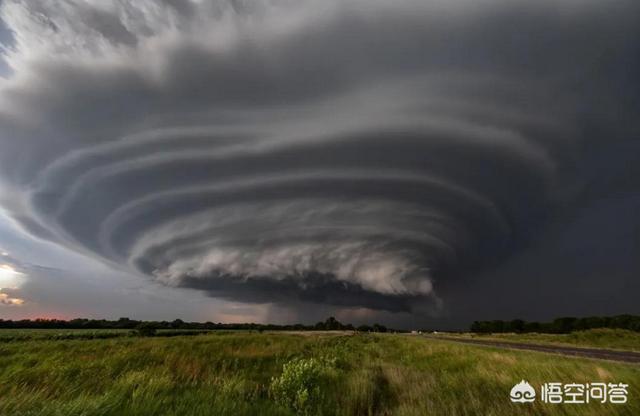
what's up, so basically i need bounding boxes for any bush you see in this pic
[270,357,335,415]
[136,323,157,337]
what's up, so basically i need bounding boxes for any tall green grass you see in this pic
[0,332,637,415]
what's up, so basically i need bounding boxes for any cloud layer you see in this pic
[0,0,638,316]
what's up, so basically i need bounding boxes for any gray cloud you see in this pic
[0,0,638,322]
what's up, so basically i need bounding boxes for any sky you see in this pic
[0,0,638,330]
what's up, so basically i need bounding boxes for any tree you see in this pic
[509,319,525,333]
[372,323,387,333]
[552,317,577,334]
[136,322,157,337]
[324,317,342,330]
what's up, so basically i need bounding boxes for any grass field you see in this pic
[0,331,637,415]
[0,328,210,342]
[440,329,640,352]
[0,328,131,342]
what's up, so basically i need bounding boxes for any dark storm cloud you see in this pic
[0,0,638,321]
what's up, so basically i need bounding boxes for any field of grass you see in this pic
[0,328,131,342]
[0,331,637,415]
[441,329,640,352]
[0,328,211,342]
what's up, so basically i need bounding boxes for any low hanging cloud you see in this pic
[0,0,638,316]
[0,291,23,306]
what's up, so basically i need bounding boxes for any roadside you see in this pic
[434,328,640,353]
[424,335,640,364]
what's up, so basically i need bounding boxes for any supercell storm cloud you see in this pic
[0,0,638,316]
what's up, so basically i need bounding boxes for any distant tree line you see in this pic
[470,315,640,334]
[0,316,391,333]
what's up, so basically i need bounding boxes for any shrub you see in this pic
[270,357,335,415]
[136,323,157,337]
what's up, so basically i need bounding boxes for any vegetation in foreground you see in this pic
[449,328,640,352]
[0,331,638,415]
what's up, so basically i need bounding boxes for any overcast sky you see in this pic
[0,0,638,329]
